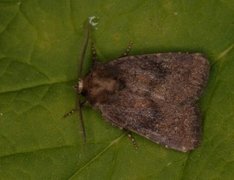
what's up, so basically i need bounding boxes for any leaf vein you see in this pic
[68,134,125,179]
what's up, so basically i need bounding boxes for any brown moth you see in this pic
[68,20,210,152]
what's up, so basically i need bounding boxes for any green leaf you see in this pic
[0,0,234,179]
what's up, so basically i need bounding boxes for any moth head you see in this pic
[74,79,84,94]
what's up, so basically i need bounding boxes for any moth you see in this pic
[66,21,210,152]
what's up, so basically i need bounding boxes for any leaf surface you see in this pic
[0,0,234,179]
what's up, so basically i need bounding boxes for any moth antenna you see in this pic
[76,19,92,142]
[77,100,86,142]
[78,20,91,78]
[120,41,133,57]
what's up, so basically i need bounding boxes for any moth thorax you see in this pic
[78,79,83,93]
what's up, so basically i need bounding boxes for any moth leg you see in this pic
[91,42,98,66]
[63,108,76,118]
[127,131,138,149]
[63,100,87,118]
[63,100,87,141]
[120,41,133,57]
